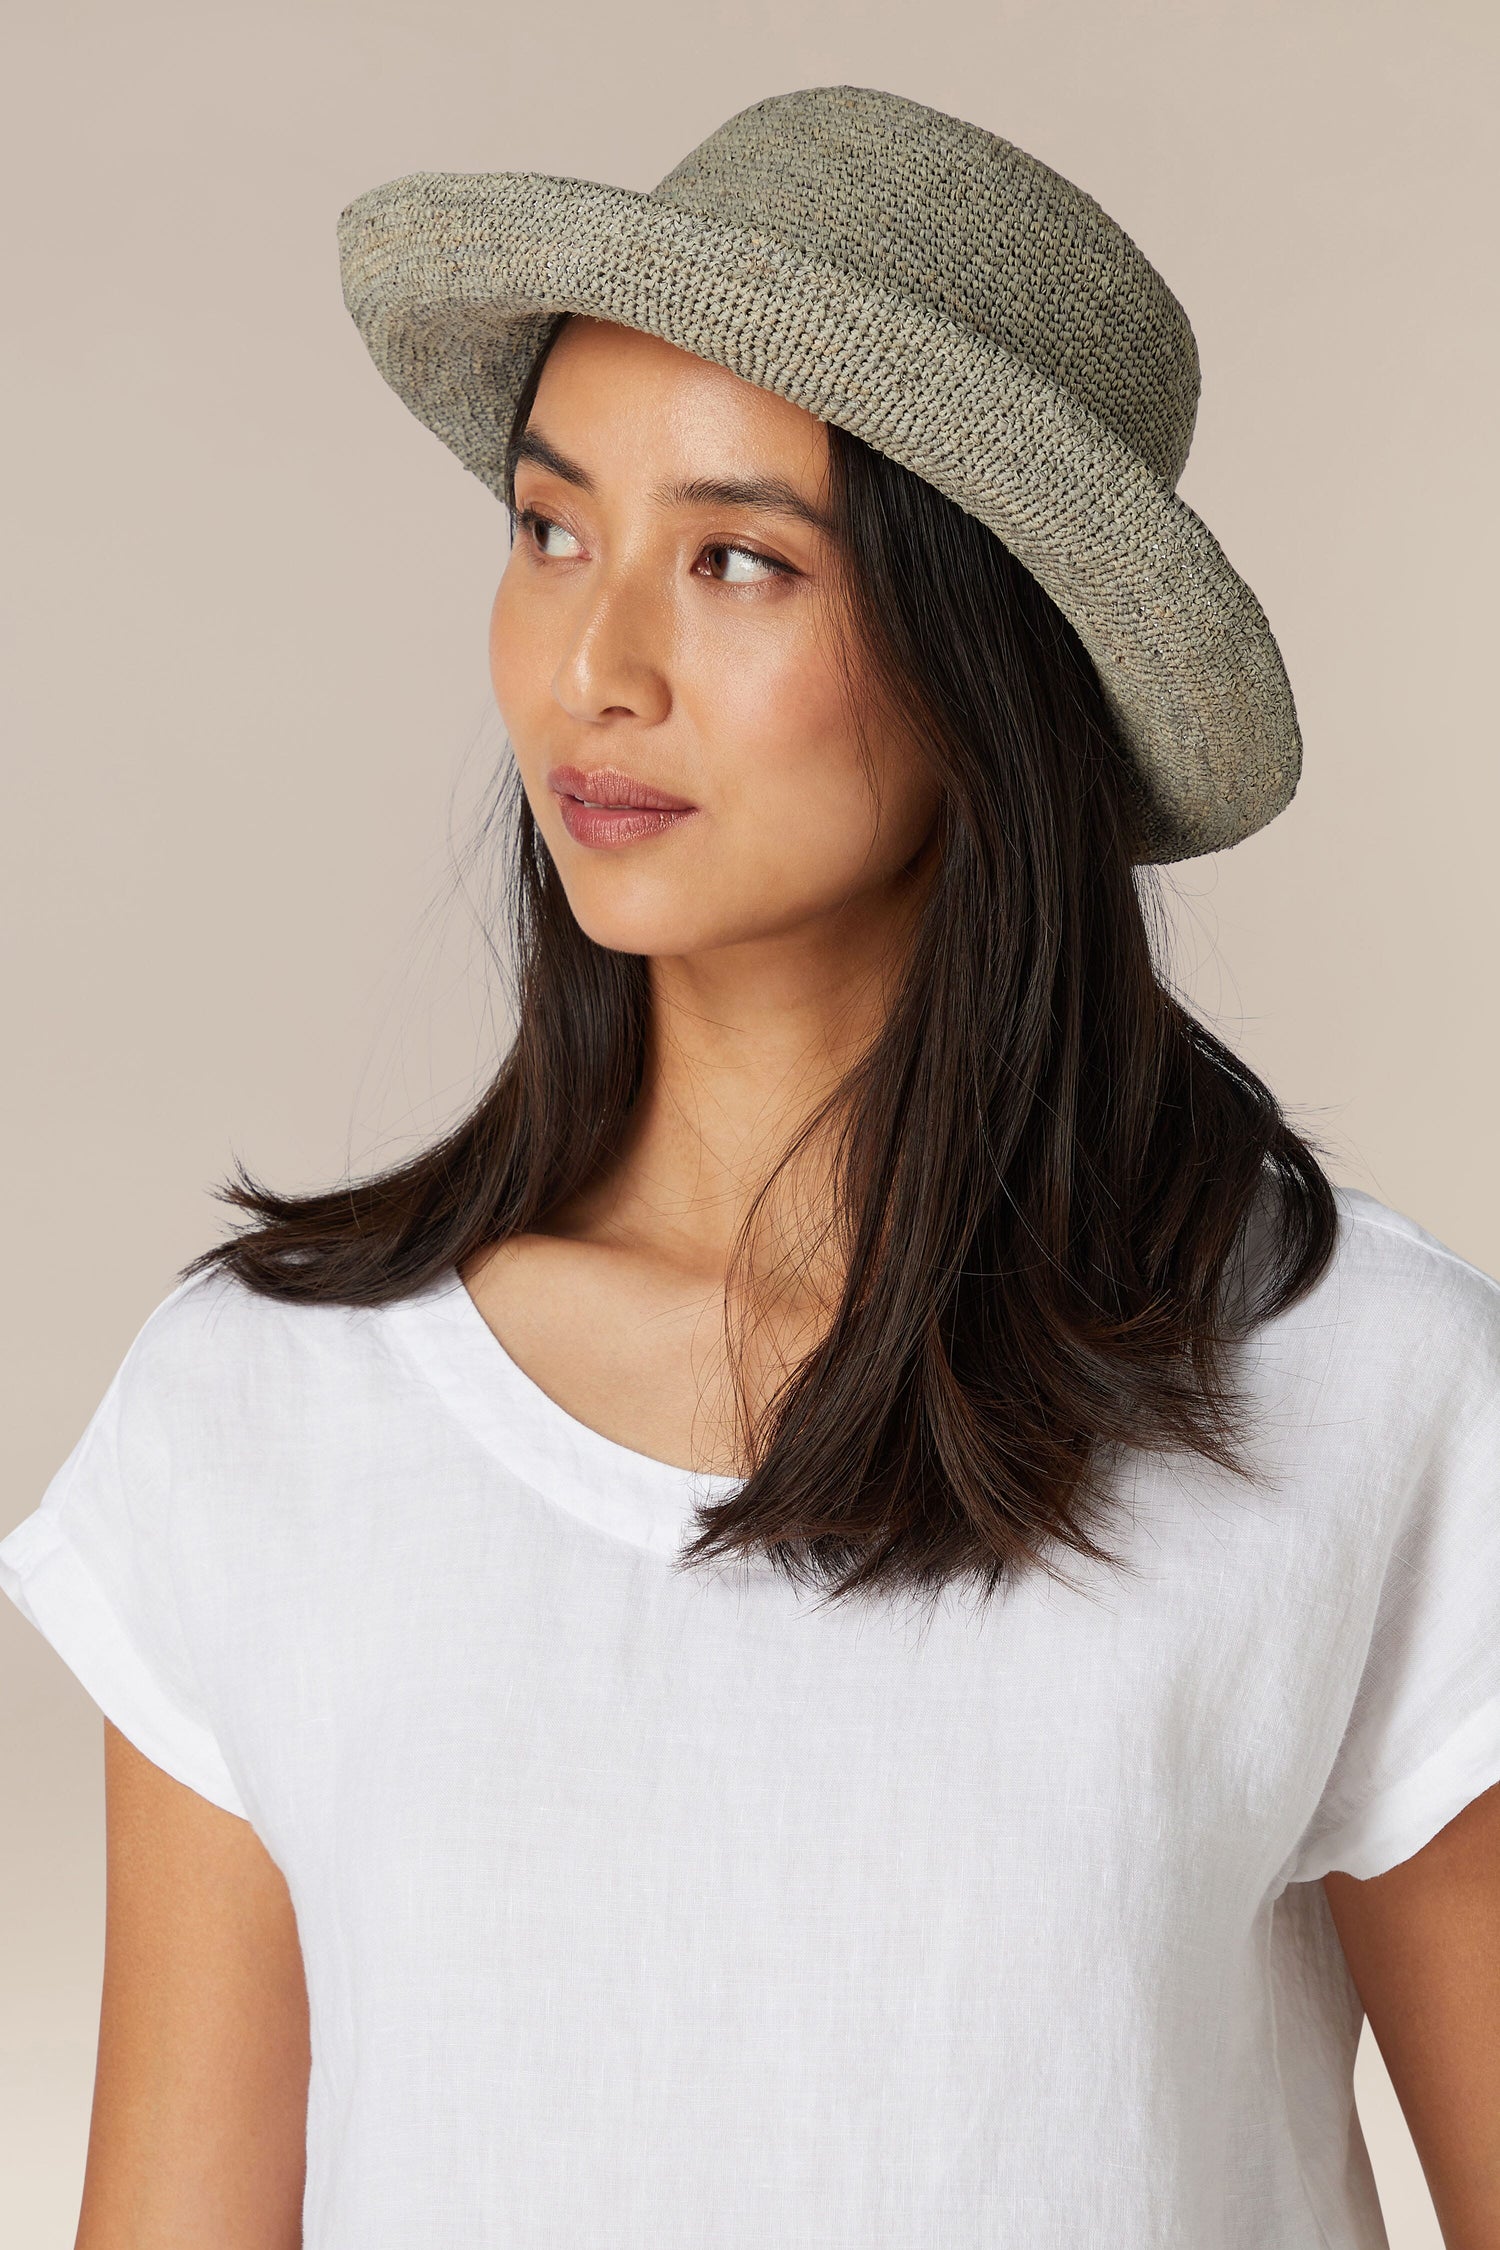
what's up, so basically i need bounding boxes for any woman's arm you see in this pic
[74,1720,310,2249]
[1323,1780,1500,2250]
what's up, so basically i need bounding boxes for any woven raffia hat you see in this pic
[338,84,1301,865]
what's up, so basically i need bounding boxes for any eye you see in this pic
[517,507,581,560]
[701,542,793,586]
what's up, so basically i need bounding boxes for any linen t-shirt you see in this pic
[4,1181,1500,2249]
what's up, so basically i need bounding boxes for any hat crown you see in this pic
[652,85,1200,490]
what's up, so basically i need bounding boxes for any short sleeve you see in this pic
[0,1279,250,1820]
[1284,1250,1500,1884]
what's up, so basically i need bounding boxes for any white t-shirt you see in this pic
[4,1182,1500,2248]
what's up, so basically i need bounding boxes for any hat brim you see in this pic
[338,170,1300,865]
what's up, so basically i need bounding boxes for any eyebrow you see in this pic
[509,426,835,535]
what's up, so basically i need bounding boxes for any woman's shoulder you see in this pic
[1327,1183,1500,1326]
[119,1256,342,1368]
[101,1257,409,1446]
[1262,1181,1500,1431]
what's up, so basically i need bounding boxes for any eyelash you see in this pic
[514,506,795,584]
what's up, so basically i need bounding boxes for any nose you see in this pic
[551,566,671,728]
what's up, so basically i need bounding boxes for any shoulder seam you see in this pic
[1337,1198,1500,1301]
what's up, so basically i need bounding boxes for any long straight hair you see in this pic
[182,312,1340,1611]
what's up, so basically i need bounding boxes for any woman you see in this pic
[4,83,1498,2250]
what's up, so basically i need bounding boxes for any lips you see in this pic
[546,763,700,851]
[546,763,696,812]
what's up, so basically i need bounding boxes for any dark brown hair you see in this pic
[182,311,1340,1612]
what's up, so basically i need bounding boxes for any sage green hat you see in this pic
[337,84,1301,865]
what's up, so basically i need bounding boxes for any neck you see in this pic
[552,856,933,1298]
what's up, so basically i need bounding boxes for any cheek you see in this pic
[687,623,934,899]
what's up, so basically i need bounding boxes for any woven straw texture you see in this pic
[337,84,1302,864]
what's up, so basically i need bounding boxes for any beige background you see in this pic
[3,0,1496,2239]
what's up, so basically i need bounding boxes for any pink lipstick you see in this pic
[547,764,699,850]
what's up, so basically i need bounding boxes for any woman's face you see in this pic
[489,315,941,961]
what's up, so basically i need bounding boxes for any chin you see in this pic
[564,880,784,959]
[563,896,718,958]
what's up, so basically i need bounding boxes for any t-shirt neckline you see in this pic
[381,1263,746,1559]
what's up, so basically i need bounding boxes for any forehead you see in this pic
[528,316,828,478]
